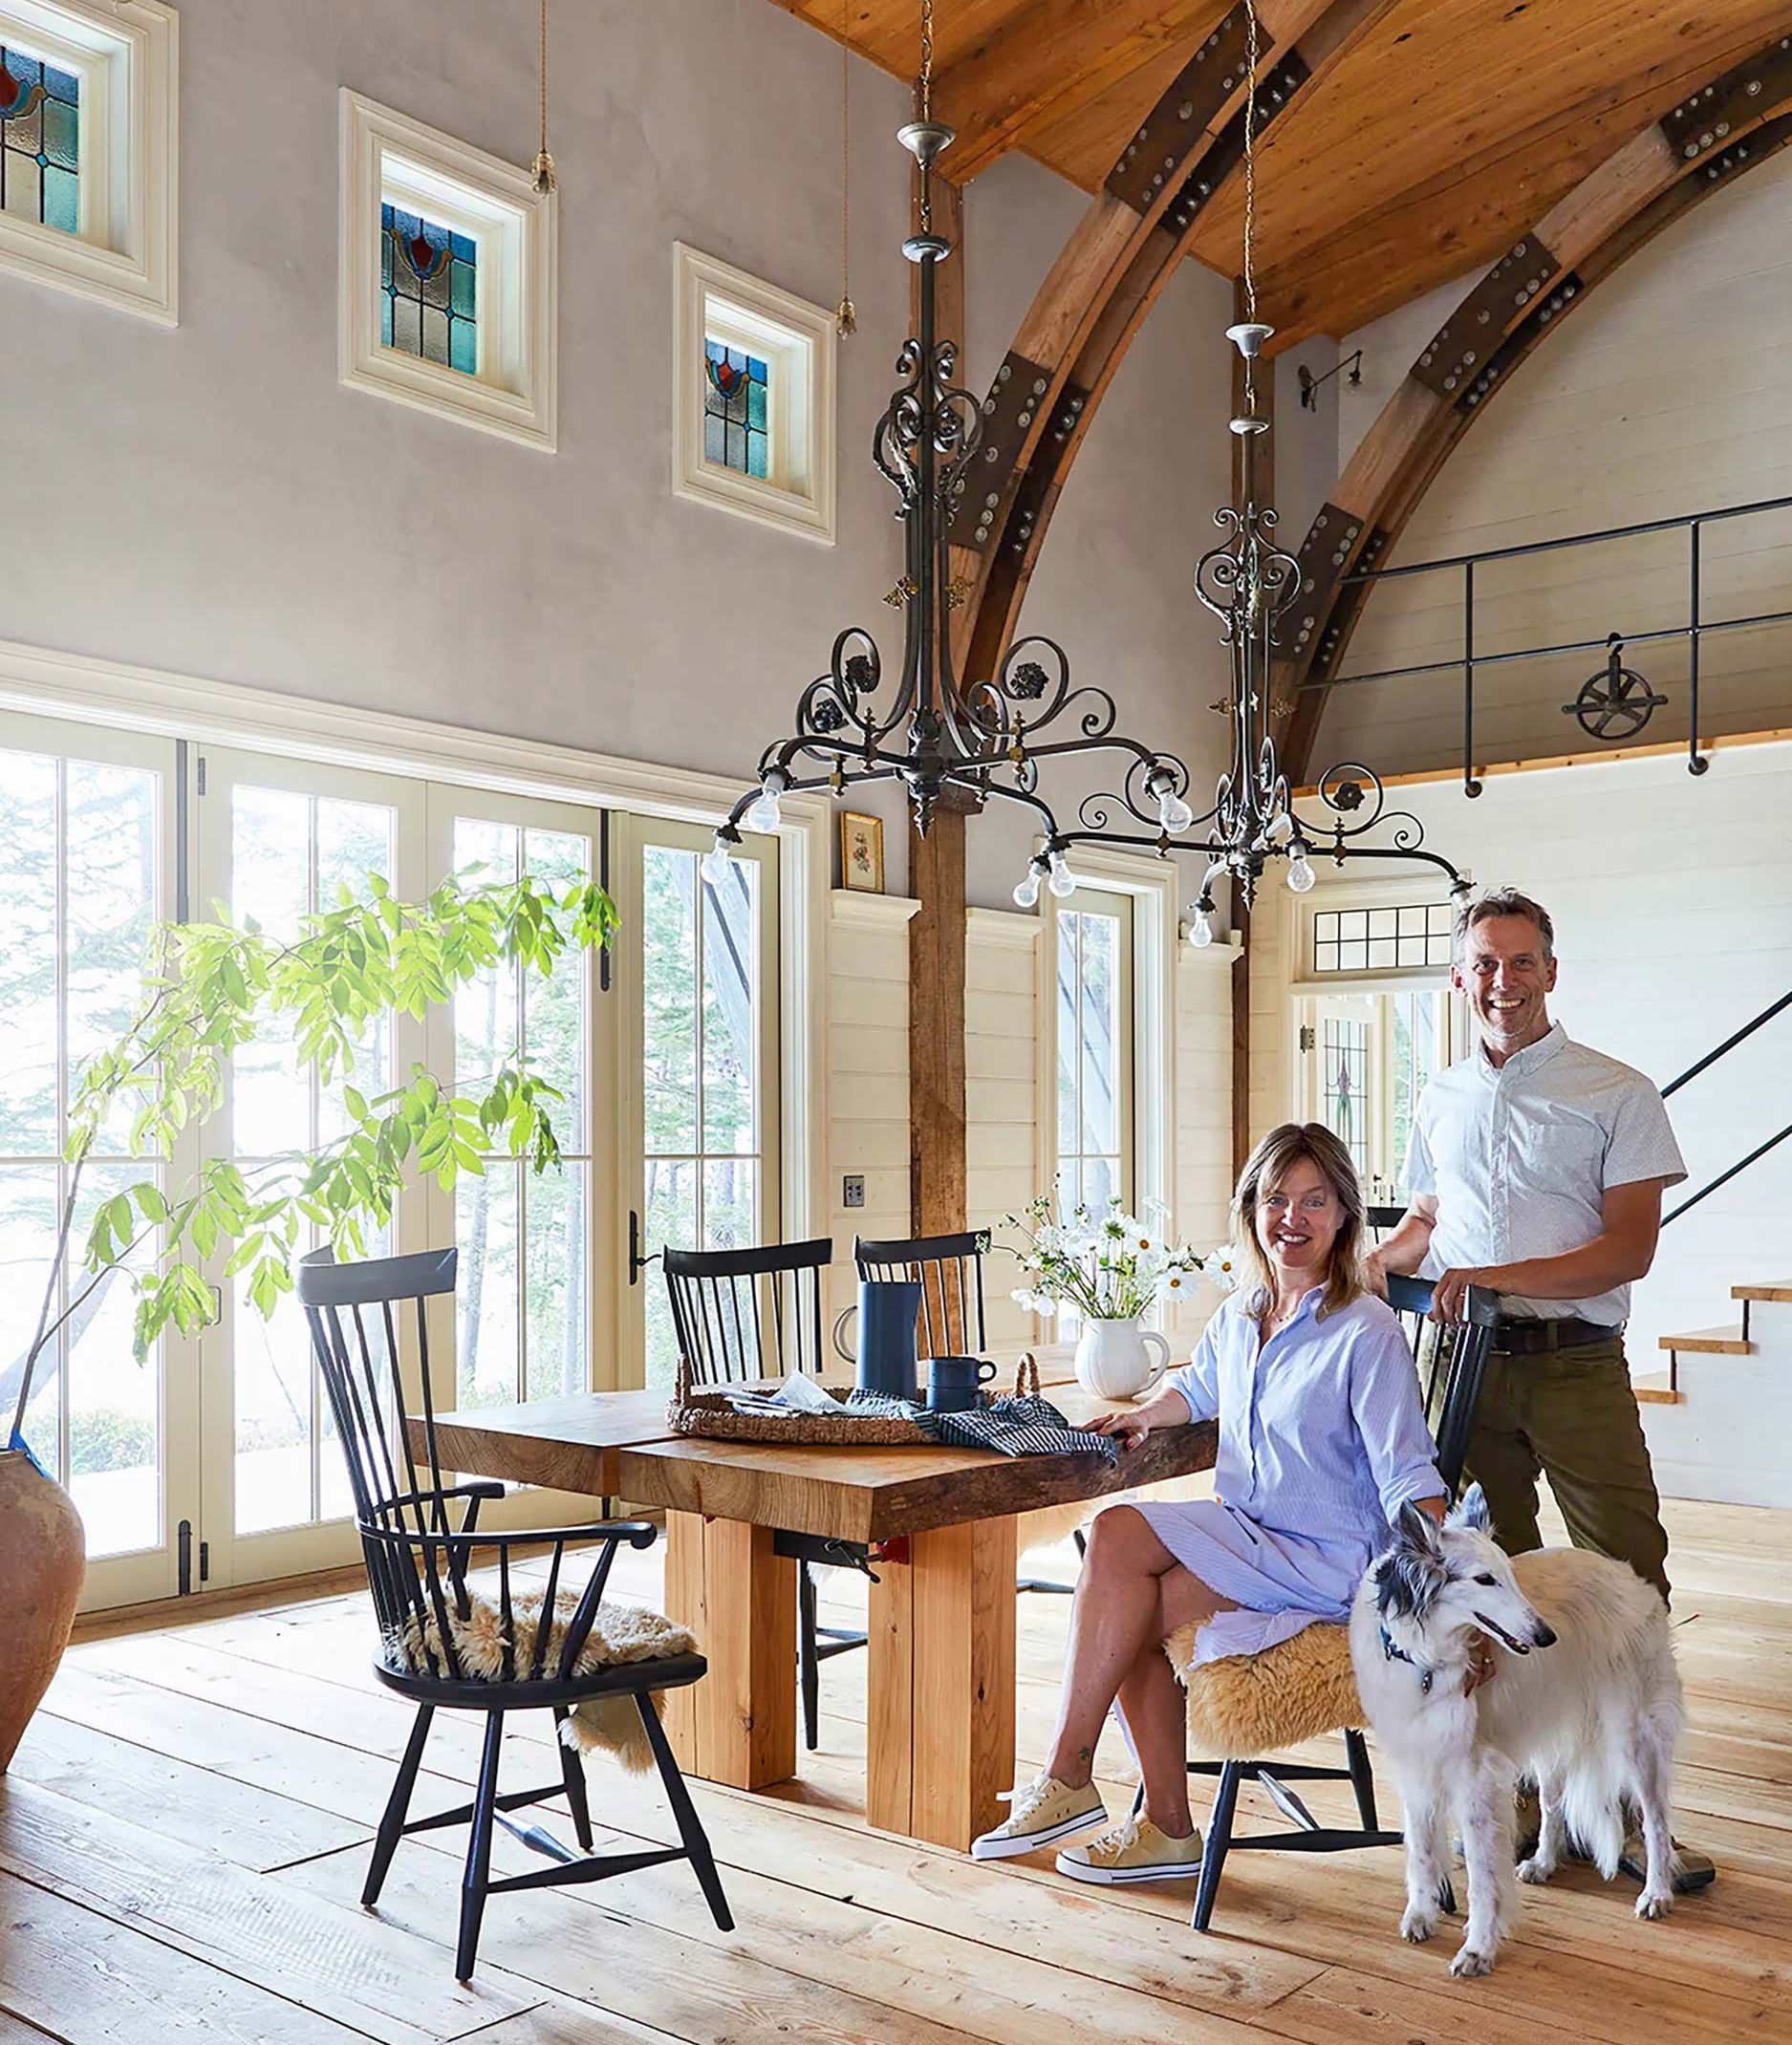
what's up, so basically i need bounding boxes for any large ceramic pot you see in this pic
[0,1447,85,1773]
[1073,1317,1172,1402]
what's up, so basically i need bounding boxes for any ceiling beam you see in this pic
[1272,32,1792,779]
[951,0,1400,693]
[934,1,1231,185]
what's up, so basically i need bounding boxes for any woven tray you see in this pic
[666,1352,1041,1444]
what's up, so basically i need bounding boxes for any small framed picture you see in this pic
[840,810,885,893]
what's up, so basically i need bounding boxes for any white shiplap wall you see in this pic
[1319,151,1792,778]
[823,895,1238,1355]
[825,891,918,1323]
[1249,741,1792,1501]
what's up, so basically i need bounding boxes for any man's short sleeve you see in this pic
[1605,1078,1687,1191]
[1403,1097,1437,1200]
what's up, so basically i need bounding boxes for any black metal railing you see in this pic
[1303,490,1792,796]
[1660,986,1792,1226]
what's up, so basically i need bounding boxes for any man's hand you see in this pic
[1083,1408,1152,1451]
[1430,1265,1498,1324]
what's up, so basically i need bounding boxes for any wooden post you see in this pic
[910,169,972,1238]
[661,1511,797,1791]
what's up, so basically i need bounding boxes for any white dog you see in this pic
[1349,1486,1684,1978]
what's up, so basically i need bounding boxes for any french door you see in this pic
[1298,986,1457,1204]
[0,709,787,1604]
[0,711,194,1607]
[615,815,781,1388]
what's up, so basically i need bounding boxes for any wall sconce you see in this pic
[1297,349,1363,410]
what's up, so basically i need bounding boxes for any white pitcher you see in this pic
[1073,1316,1172,1401]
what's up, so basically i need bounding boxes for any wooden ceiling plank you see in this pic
[938,1,1233,184]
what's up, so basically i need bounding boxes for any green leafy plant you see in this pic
[9,866,617,1452]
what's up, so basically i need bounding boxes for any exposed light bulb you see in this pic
[1012,865,1043,910]
[745,769,788,834]
[1188,901,1216,949]
[1287,844,1317,893]
[1158,786,1195,833]
[1047,849,1077,898]
[702,840,732,886]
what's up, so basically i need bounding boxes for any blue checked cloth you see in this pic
[841,1389,1118,1465]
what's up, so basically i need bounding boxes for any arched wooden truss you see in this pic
[1272,32,1792,777]
[951,0,1404,685]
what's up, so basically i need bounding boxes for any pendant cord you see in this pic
[1239,0,1260,413]
[531,0,556,194]
[837,0,855,334]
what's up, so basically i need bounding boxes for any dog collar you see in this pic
[1379,1623,1435,1694]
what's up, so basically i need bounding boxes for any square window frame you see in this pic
[0,0,175,324]
[673,241,836,546]
[339,90,556,452]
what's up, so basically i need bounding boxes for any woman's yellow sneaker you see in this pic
[1055,1813,1203,1884]
[970,1774,1107,1860]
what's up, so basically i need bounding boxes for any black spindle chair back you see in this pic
[853,1229,987,1360]
[296,1244,732,1983]
[1384,1272,1499,1496]
[663,1237,831,1385]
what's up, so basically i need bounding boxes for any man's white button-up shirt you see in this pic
[1405,1021,1687,1326]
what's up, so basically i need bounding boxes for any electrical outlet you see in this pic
[842,1173,866,1210]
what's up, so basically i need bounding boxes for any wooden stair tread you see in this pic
[1632,1374,1685,1405]
[1732,1281,1792,1303]
[1658,1324,1756,1356]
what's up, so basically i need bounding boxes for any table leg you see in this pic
[661,1510,797,1790]
[867,1514,1017,1850]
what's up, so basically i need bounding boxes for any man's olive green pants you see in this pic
[1463,1333,1672,1604]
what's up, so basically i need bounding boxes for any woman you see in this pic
[972,1122,1447,1882]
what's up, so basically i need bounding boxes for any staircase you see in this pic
[1638,999,1792,1502]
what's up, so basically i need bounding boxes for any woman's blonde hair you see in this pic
[1232,1121,1368,1319]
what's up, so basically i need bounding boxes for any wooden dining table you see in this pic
[409,1354,1217,1853]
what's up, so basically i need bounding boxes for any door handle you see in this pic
[628,1209,661,1287]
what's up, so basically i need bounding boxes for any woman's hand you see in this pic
[1083,1408,1154,1452]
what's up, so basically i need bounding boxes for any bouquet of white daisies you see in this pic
[1003,1195,1239,1321]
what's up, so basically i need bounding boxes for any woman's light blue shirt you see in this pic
[1133,1285,1445,1664]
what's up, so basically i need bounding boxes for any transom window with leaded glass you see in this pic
[1312,899,1454,975]
[703,339,769,480]
[0,43,78,235]
[381,204,477,377]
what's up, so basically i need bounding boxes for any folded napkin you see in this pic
[722,1371,844,1416]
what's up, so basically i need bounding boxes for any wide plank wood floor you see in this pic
[5,1494,1790,2045]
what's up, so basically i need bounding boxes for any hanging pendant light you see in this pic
[709,0,1198,890]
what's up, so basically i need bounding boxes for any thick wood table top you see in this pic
[614,1392,1218,1546]
[405,1388,675,1496]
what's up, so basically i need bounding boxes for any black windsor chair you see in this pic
[853,1228,1090,1596]
[1367,1202,1408,1241]
[1179,1273,1498,1932]
[661,1238,868,1752]
[297,1246,731,1983]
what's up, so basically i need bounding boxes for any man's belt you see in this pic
[1491,1315,1621,1356]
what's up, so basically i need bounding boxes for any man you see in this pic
[1370,886,1714,1889]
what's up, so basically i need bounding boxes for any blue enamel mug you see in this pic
[926,1354,998,1413]
[831,1279,922,1401]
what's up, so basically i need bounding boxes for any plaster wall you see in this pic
[0,0,1235,911]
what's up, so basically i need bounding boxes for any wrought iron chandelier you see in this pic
[709,0,1467,937]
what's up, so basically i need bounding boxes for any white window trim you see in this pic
[338,90,556,452]
[1292,869,1458,990]
[1035,842,1179,1238]
[673,241,836,546]
[0,0,176,324]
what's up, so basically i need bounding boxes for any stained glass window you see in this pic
[1321,1015,1370,1176]
[381,204,477,377]
[703,340,769,480]
[1312,900,1454,974]
[0,46,79,236]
